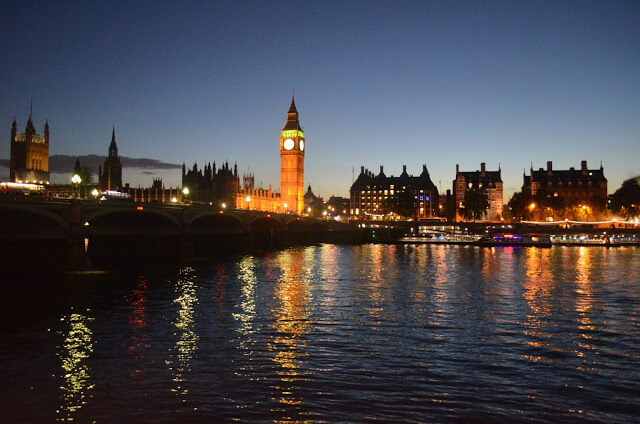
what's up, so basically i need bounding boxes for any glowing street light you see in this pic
[246,196,251,210]
[71,174,82,198]
[182,187,190,196]
[91,188,99,197]
[221,202,227,209]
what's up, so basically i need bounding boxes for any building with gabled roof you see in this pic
[453,162,503,221]
[350,164,439,220]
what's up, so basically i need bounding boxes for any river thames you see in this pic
[2,244,639,423]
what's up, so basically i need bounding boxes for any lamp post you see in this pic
[71,174,82,198]
[182,187,189,203]
[246,196,251,210]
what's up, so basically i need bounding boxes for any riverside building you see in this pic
[350,164,439,220]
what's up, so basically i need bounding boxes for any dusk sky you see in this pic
[2,0,639,198]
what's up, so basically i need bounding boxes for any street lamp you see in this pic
[91,188,99,197]
[246,196,251,210]
[182,187,189,203]
[71,174,82,198]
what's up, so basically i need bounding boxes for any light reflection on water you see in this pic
[268,250,312,423]
[2,245,639,423]
[168,266,199,401]
[56,311,95,422]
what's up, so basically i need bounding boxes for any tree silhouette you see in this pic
[462,187,490,221]
[610,179,640,218]
[382,189,418,220]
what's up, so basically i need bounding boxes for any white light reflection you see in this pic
[168,267,199,401]
[56,311,95,422]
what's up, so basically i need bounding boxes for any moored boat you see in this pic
[475,233,552,247]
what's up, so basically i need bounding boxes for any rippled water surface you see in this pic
[2,245,639,423]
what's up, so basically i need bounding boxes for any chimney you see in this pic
[581,160,587,174]
[456,164,459,174]
[480,162,486,176]
[547,161,552,176]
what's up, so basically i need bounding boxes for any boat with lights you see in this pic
[475,233,552,247]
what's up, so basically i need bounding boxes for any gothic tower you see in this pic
[9,109,50,183]
[280,94,305,214]
[99,127,123,190]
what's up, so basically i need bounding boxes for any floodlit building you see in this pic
[9,113,50,184]
[350,164,439,220]
[453,162,503,221]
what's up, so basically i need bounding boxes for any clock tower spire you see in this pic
[280,92,305,215]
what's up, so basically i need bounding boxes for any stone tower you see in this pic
[9,108,50,183]
[98,127,123,191]
[280,94,305,214]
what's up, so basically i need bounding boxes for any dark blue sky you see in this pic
[2,0,639,197]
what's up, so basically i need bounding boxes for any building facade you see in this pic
[9,115,50,184]
[522,160,607,207]
[182,161,284,212]
[98,128,123,191]
[280,95,305,215]
[453,162,503,221]
[350,164,439,220]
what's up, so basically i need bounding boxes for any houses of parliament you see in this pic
[6,95,307,215]
[9,109,50,185]
[180,94,306,214]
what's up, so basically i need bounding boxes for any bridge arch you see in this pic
[84,207,181,232]
[0,204,69,238]
[188,212,246,234]
[0,204,70,269]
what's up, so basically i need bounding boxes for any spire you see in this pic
[108,126,118,158]
[283,91,302,131]
[29,97,33,120]
[289,89,297,114]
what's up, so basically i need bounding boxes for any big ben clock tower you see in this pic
[280,94,305,214]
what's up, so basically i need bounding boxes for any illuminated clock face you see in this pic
[299,140,305,151]
[284,138,294,150]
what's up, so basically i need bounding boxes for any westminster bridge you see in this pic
[0,198,360,269]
